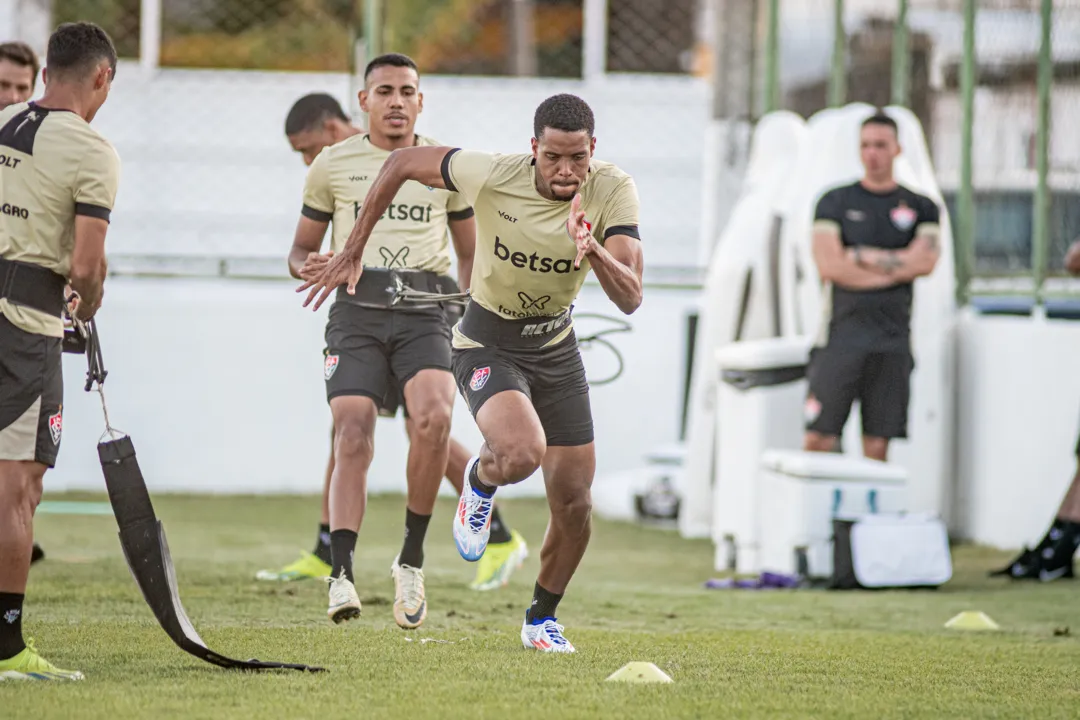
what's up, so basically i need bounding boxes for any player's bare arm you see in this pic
[812,228,897,291]
[448,215,476,291]
[854,227,941,282]
[298,145,452,310]
[289,216,331,280]
[69,215,109,321]
[567,195,642,314]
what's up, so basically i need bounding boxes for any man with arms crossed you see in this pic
[805,111,941,461]
[0,22,119,681]
[0,40,50,568]
[299,93,644,653]
[263,90,528,593]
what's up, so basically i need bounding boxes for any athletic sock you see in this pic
[526,582,563,624]
[1059,520,1080,556]
[329,529,358,583]
[469,460,497,497]
[313,523,332,565]
[488,506,512,544]
[0,592,26,661]
[398,509,431,568]
[1036,518,1068,552]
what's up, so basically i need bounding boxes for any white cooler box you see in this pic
[712,337,811,574]
[757,449,908,578]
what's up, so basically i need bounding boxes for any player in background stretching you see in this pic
[299,93,643,652]
[0,40,48,568]
[262,91,528,594]
[0,22,120,681]
[286,55,529,629]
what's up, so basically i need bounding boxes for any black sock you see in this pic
[0,592,26,660]
[489,506,512,544]
[313,523,332,565]
[470,461,497,497]
[1037,518,1068,551]
[399,509,431,568]
[526,582,563,624]
[329,529,358,583]
[1059,520,1080,555]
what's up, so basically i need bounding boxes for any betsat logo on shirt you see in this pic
[493,236,580,275]
[353,201,433,223]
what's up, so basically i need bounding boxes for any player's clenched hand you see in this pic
[296,250,363,311]
[567,193,594,269]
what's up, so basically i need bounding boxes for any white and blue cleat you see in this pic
[453,456,494,562]
[521,613,576,653]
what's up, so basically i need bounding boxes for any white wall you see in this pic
[80,63,708,269]
[932,84,1080,191]
[954,308,1080,550]
[46,277,698,499]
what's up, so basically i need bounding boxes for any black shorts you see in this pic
[452,330,593,448]
[324,300,452,410]
[0,315,64,467]
[804,344,913,439]
[351,279,466,419]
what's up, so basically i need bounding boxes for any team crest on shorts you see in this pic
[48,406,63,445]
[469,366,491,392]
[324,354,340,381]
[804,395,821,424]
[890,202,917,231]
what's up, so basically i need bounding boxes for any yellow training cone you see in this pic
[945,611,1000,630]
[606,662,674,683]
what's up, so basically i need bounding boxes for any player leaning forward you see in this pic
[300,94,644,653]
[0,22,119,680]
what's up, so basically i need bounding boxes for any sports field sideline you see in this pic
[5,492,1079,719]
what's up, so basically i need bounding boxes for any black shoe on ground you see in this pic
[988,546,1039,579]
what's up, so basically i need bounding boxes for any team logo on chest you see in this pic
[890,201,917,231]
[469,366,491,392]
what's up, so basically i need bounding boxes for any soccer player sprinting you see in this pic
[0,22,120,681]
[264,89,529,594]
[0,40,50,568]
[299,94,644,652]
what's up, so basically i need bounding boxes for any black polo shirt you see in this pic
[813,181,940,353]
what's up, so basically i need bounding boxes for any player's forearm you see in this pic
[855,243,937,282]
[819,258,898,290]
[586,243,642,315]
[341,155,411,262]
[457,256,474,292]
[69,260,106,317]
[288,245,309,279]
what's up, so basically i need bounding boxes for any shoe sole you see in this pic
[330,606,361,624]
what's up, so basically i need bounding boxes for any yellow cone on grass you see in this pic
[945,611,1000,630]
[606,662,673,683]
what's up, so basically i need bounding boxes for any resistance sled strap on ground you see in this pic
[79,317,326,673]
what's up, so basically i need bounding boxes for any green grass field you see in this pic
[4,492,1080,719]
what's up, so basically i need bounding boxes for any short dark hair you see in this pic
[46,22,117,81]
[0,41,40,89]
[533,93,595,139]
[862,110,898,135]
[284,93,349,136]
[363,53,418,83]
